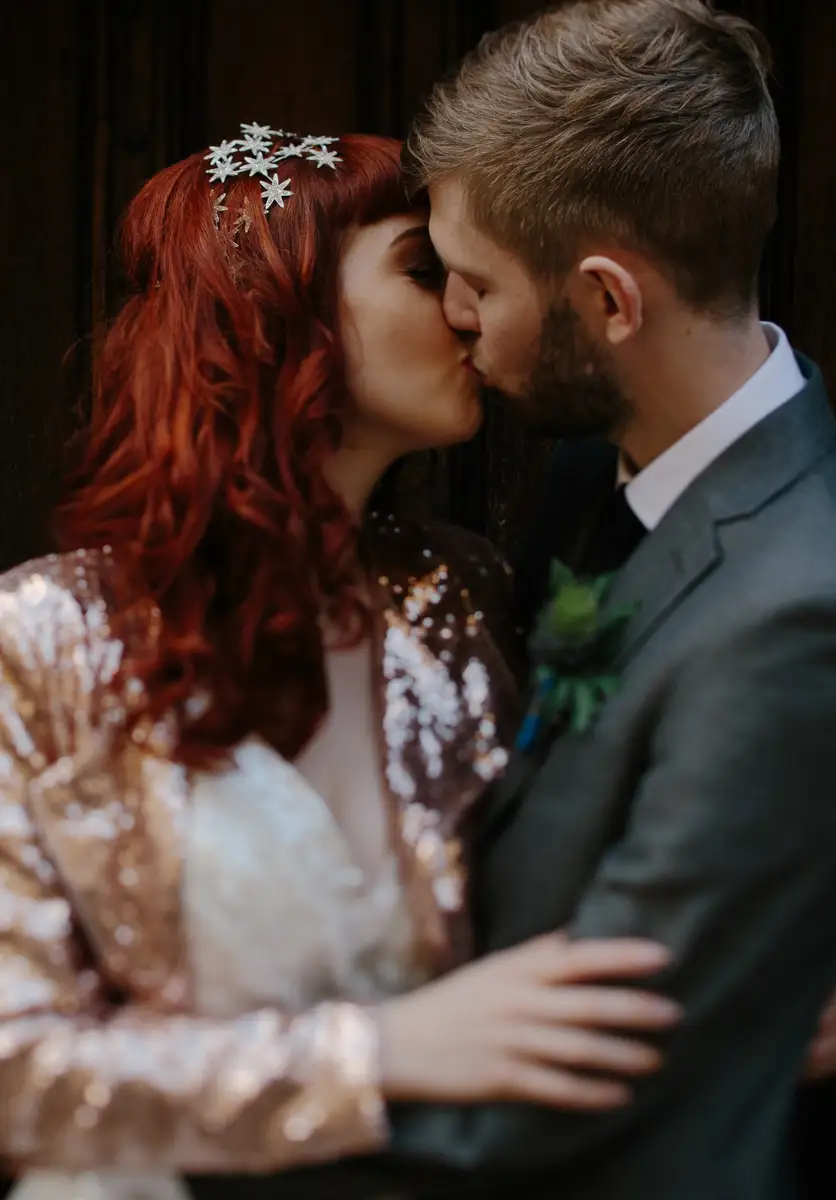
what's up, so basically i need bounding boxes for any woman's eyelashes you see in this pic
[406,253,447,292]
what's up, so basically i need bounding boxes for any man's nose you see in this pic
[442,274,480,335]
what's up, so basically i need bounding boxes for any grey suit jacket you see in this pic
[391,358,836,1199]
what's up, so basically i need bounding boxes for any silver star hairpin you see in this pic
[241,151,279,178]
[307,146,341,169]
[212,192,228,229]
[239,133,273,155]
[204,121,342,215]
[207,158,242,184]
[262,175,293,211]
[240,121,284,140]
[205,139,242,162]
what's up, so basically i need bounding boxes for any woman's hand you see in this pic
[375,933,681,1110]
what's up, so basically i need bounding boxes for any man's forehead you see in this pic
[428,175,467,217]
[428,185,491,263]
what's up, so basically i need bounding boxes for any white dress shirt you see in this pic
[622,323,805,531]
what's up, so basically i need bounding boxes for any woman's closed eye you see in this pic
[406,255,447,292]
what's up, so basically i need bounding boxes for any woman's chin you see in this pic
[384,392,485,456]
[425,400,484,451]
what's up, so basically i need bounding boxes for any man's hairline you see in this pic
[425,168,563,292]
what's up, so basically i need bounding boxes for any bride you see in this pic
[0,126,680,1198]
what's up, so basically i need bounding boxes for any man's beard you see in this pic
[506,297,631,439]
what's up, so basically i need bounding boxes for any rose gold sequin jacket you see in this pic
[0,518,519,1174]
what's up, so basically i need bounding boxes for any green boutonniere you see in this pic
[516,559,637,753]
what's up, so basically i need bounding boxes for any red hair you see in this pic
[55,134,419,766]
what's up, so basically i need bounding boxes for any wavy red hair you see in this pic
[55,134,419,766]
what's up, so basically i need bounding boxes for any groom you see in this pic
[383,1,836,1197]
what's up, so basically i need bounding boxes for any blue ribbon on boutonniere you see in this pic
[516,559,638,753]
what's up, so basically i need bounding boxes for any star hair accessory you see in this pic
[204,121,342,214]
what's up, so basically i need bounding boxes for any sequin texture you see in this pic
[0,520,519,1172]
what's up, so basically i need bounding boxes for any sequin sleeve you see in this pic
[0,558,387,1172]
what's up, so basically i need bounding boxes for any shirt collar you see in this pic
[623,323,805,531]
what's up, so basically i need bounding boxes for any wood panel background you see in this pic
[3,0,834,569]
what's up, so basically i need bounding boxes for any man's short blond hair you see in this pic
[405,0,780,317]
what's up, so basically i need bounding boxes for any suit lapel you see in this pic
[612,358,836,665]
[474,492,721,845]
[604,486,720,665]
[477,360,836,846]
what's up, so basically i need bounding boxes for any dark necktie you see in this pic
[574,484,647,576]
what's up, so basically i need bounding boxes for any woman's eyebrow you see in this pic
[390,225,431,248]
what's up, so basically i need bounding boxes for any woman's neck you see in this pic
[322,429,401,520]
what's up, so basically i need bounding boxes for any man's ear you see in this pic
[573,255,643,345]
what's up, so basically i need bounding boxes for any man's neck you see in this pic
[617,315,771,470]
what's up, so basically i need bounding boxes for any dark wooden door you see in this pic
[3,0,834,568]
